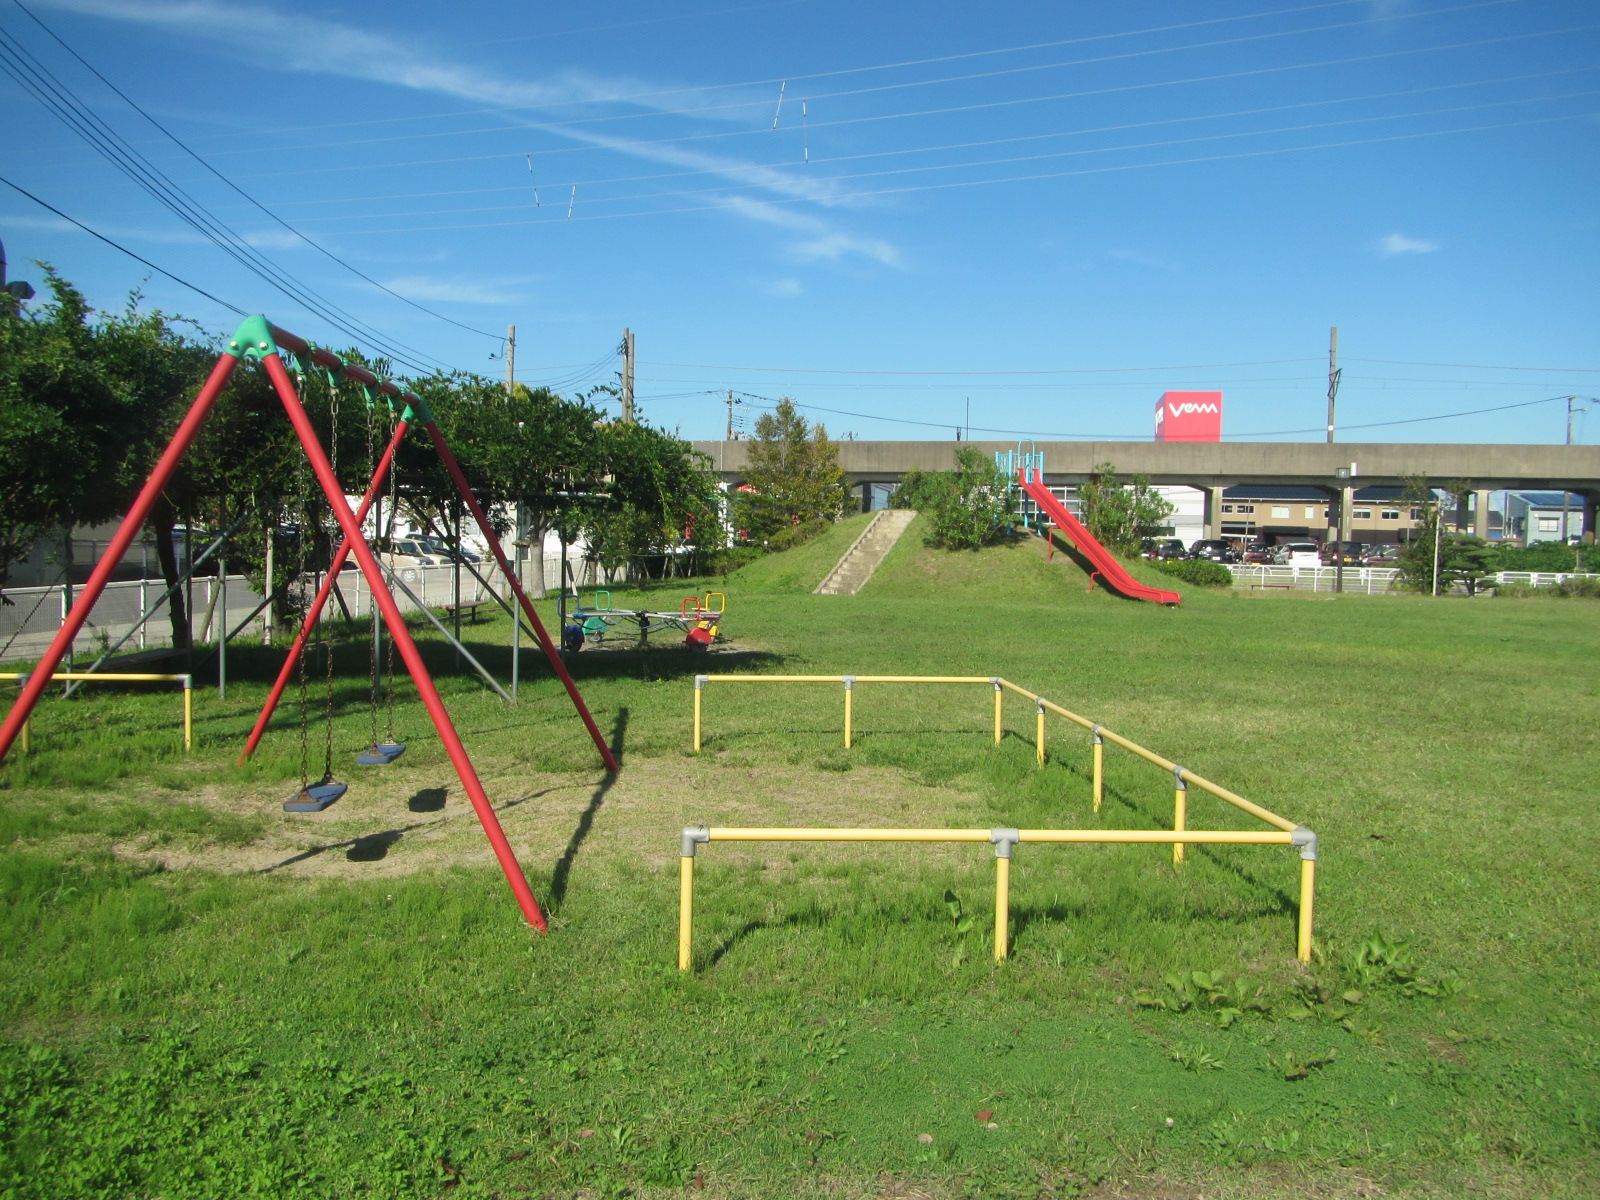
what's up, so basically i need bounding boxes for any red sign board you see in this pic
[1154,391,1222,442]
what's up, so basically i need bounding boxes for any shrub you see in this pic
[765,517,830,553]
[1156,558,1233,587]
[1495,577,1600,600]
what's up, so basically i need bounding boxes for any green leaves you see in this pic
[736,399,848,543]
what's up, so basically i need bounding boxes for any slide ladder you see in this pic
[1018,468,1181,607]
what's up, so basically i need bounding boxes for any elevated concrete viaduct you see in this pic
[691,440,1600,542]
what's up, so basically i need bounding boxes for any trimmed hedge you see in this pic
[1155,558,1234,587]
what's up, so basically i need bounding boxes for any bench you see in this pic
[441,599,490,624]
[1248,583,1293,590]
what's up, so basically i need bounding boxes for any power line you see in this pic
[334,109,1597,237]
[650,357,1319,377]
[182,0,1502,144]
[0,12,449,372]
[286,89,1599,226]
[0,173,245,314]
[9,0,502,343]
[255,68,1592,213]
[1347,356,1600,373]
[732,391,1573,440]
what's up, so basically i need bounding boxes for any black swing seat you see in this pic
[355,741,406,766]
[283,781,348,813]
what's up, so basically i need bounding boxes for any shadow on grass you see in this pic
[547,708,627,911]
[1095,774,1296,918]
[704,910,825,969]
[256,787,554,874]
[181,637,784,695]
[1042,530,1158,604]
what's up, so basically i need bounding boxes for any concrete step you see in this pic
[815,509,916,595]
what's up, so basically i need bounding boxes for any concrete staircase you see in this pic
[815,509,917,595]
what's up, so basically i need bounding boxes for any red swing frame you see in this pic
[0,316,620,932]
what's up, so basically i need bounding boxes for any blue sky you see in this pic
[2,0,1597,444]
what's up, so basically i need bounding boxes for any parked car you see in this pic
[375,537,437,582]
[1362,544,1399,565]
[1188,539,1241,564]
[1272,541,1322,567]
[418,535,481,564]
[1141,538,1186,560]
[1319,540,1366,566]
[1241,541,1274,564]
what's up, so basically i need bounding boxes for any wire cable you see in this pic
[0,17,449,372]
[9,0,502,343]
[0,172,245,313]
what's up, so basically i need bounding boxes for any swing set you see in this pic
[0,315,620,931]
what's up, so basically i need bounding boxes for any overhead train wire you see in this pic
[219,26,1592,187]
[0,173,245,314]
[8,0,501,344]
[337,109,1596,237]
[177,0,1508,145]
[279,90,1600,227]
[203,8,1575,171]
[0,17,449,372]
[244,66,1593,212]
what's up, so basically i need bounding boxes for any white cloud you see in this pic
[1379,232,1439,256]
[373,275,524,305]
[40,0,898,267]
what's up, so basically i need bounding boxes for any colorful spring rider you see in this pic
[563,591,726,651]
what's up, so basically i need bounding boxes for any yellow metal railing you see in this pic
[2,672,193,753]
[683,674,1318,968]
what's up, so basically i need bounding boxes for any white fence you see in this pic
[0,562,565,665]
[1229,565,1404,593]
[1491,572,1600,588]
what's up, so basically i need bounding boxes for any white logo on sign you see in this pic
[1167,402,1219,418]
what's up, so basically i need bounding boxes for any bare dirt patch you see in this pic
[103,755,983,882]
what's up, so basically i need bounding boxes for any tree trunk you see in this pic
[525,515,548,599]
[148,495,190,650]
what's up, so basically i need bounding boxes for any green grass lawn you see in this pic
[1,527,1597,1198]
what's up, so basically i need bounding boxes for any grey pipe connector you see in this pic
[680,826,710,857]
[842,675,856,688]
[1035,699,1045,715]
[1173,765,1187,790]
[1091,724,1103,744]
[1291,827,1319,861]
[991,828,1020,858]
[990,676,1001,689]
[181,675,194,690]
[694,675,707,690]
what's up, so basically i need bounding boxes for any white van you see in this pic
[1273,541,1322,567]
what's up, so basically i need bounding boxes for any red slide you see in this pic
[1019,469,1181,607]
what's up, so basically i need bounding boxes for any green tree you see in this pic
[892,447,1014,550]
[1395,477,1498,595]
[735,399,847,544]
[1077,462,1174,555]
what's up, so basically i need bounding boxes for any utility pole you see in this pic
[1561,395,1578,550]
[504,324,516,397]
[621,327,635,423]
[726,389,737,440]
[1326,326,1340,444]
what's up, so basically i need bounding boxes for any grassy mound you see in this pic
[725,510,877,593]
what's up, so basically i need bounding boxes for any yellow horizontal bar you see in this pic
[702,675,844,682]
[1038,697,1095,730]
[1097,726,1178,773]
[1178,770,1299,832]
[707,827,992,843]
[700,675,993,684]
[1020,829,1293,846]
[1,672,189,683]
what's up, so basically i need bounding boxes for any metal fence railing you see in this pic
[1228,565,1403,593]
